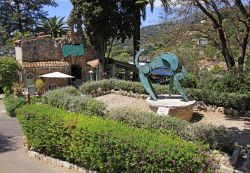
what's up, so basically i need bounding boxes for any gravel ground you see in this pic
[96,94,250,146]
[96,94,150,112]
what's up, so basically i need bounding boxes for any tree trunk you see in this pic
[237,27,249,71]
[238,47,245,70]
[133,8,141,62]
[15,0,23,32]
[216,27,235,70]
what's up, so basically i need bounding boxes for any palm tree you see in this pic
[40,16,67,38]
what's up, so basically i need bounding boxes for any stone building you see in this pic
[15,32,100,91]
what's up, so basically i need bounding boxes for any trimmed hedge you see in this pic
[80,79,168,96]
[80,79,250,110]
[44,87,106,116]
[3,94,25,117]
[186,89,250,110]
[17,104,215,173]
[106,108,234,150]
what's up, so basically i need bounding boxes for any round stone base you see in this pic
[146,95,196,121]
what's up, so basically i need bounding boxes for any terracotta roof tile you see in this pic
[22,61,69,68]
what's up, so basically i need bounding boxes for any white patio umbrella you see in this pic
[38,72,75,78]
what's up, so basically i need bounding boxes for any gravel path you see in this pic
[0,94,76,173]
[97,94,250,146]
[194,111,250,146]
[96,94,150,112]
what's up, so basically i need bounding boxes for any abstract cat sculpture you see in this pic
[135,49,189,101]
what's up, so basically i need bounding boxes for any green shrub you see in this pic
[44,87,106,116]
[30,96,43,104]
[80,79,250,110]
[4,94,26,117]
[80,78,168,95]
[3,86,10,96]
[17,104,215,173]
[106,108,233,149]
[45,86,81,96]
[186,88,250,110]
[0,57,20,88]
[197,68,250,93]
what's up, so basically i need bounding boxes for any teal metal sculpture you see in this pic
[135,49,189,101]
[62,43,84,58]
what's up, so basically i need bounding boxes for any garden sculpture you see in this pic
[135,49,189,101]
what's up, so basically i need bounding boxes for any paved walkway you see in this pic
[0,94,76,173]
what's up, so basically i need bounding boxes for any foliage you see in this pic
[106,108,233,150]
[12,82,24,96]
[197,68,250,93]
[11,31,31,44]
[70,0,154,58]
[80,78,167,96]
[186,88,250,110]
[80,79,250,110]
[0,57,20,88]
[30,96,43,104]
[0,0,57,35]
[181,74,197,88]
[39,16,67,38]
[172,0,250,69]
[44,87,106,116]
[35,79,44,92]
[4,94,25,117]
[117,52,130,62]
[3,86,10,96]
[17,104,215,172]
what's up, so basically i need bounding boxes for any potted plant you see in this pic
[35,78,44,96]
[12,82,24,97]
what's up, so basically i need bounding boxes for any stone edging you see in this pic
[91,88,148,99]
[27,150,98,173]
[27,149,246,173]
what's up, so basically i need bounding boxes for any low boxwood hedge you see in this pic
[17,104,215,173]
[186,88,250,110]
[80,79,168,96]
[80,79,250,110]
[106,108,234,150]
[44,87,106,116]
[3,94,26,117]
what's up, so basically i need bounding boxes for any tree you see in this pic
[165,0,250,70]
[0,0,57,36]
[71,0,136,59]
[39,16,67,38]
[0,57,20,88]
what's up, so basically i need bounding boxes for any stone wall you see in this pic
[15,32,100,64]
[22,67,70,90]
[16,32,101,85]
[15,35,59,62]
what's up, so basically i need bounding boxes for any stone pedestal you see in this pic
[146,95,196,121]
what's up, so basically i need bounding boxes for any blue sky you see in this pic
[44,0,164,27]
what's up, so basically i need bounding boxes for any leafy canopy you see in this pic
[39,16,67,38]
[0,57,20,88]
[0,0,57,35]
